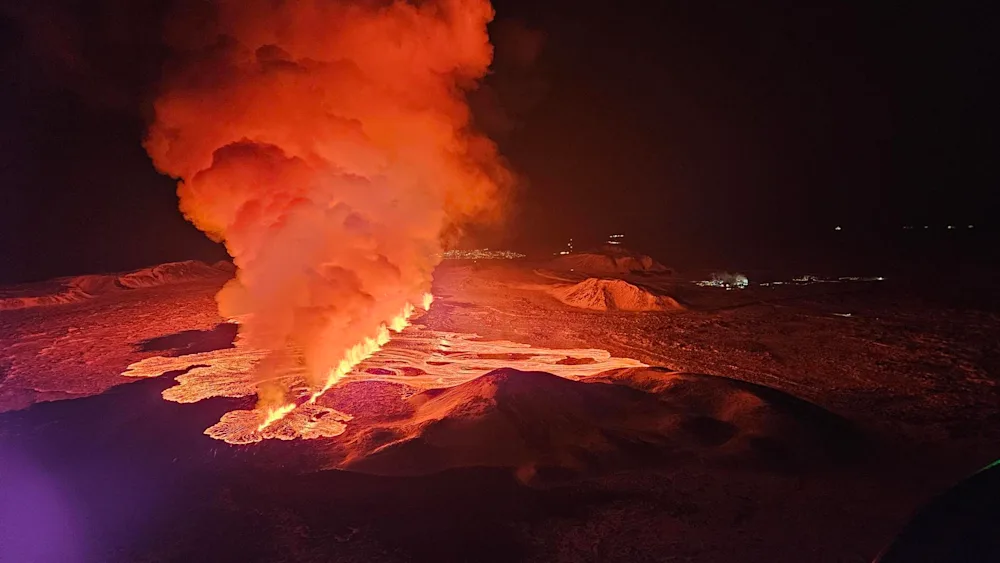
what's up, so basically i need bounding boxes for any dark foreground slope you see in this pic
[0,362,950,563]
[345,368,860,476]
[2,260,998,562]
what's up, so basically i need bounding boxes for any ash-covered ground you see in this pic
[1,259,997,562]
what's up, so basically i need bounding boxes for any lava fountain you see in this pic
[143,0,512,426]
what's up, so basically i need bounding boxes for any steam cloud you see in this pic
[145,0,511,410]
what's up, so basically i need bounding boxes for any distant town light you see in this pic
[968,225,974,229]
[606,233,625,245]
[924,225,929,229]
[947,225,955,230]
[442,249,525,260]
[695,272,749,290]
[834,226,842,231]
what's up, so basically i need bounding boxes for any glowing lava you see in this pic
[257,297,428,433]
[256,403,296,432]
[121,292,647,445]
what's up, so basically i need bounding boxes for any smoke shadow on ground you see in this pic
[0,368,251,562]
[0,362,959,563]
[167,467,633,563]
[0,366,636,563]
[134,322,239,356]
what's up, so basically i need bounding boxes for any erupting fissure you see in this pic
[143,0,511,422]
[122,317,648,445]
[257,293,432,431]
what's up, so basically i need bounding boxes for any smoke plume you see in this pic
[145,0,511,412]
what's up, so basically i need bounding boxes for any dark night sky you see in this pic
[1,0,997,283]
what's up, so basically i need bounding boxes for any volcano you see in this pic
[1,259,997,562]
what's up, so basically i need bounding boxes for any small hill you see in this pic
[0,261,232,310]
[549,248,669,275]
[342,368,862,477]
[116,260,232,289]
[548,278,684,312]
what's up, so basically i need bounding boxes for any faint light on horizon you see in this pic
[760,275,885,287]
[442,249,525,260]
[557,237,574,255]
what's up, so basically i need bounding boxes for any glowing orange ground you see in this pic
[122,300,645,445]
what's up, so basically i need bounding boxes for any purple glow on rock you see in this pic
[0,447,82,562]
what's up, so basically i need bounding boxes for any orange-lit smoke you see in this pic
[144,0,511,412]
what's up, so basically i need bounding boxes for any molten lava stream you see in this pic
[255,294,433,432]
[122,289,648,446]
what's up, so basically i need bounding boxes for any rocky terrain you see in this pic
[1,258,998,562]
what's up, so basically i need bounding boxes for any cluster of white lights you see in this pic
[695,273,749,290]
[555,237,574,255]
[441,249,526,260]
[607,233,625,245]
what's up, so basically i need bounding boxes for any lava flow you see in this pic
[255,295,431,433]
[122,294,647,445]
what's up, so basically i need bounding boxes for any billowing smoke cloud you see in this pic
[145,0,512,412]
